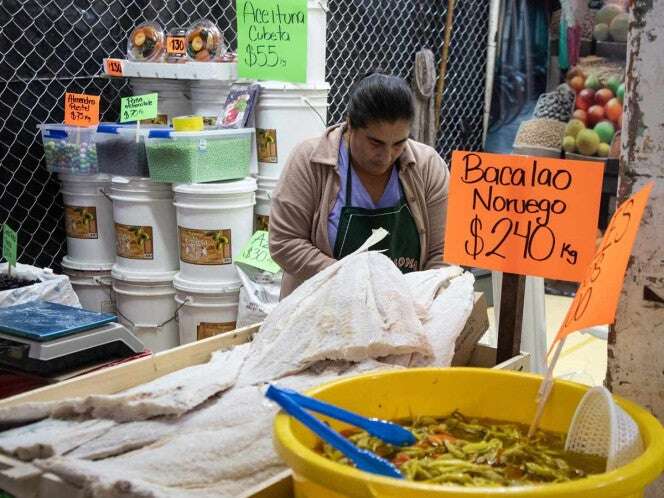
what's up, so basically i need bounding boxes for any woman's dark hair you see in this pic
[346,72,415,129]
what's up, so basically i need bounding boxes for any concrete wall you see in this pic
[607,2,664,496]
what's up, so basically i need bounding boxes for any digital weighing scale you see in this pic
[0,301,145,375]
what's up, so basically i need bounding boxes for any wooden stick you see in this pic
[528,338,566,438]
[434,0,456,130]
[496,273,526,363]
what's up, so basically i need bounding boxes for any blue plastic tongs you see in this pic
[265,385,416,479]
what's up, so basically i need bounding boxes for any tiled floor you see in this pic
[487,295,608,386]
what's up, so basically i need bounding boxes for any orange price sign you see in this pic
[104,58,124,77]
[444,151,605,282]
[167,36,187,55]
[63,92,100,127]
[553,182,654,343]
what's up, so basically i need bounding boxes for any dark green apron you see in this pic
[333,156,421,273]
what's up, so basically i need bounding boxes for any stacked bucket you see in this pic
[253,0,330,230]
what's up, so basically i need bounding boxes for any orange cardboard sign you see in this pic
[63,92,100,127]
[444,151,605,282]
[104,58,124,77]
[554,182,653,343]
[167,36,187,55]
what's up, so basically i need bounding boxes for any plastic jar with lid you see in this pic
[127,22,165,62]
[186,19,226,62]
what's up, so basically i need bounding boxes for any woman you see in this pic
[269,72,449,298]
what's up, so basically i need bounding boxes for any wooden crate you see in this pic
[0,293,529,498]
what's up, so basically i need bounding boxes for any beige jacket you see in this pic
[269,124,450,298]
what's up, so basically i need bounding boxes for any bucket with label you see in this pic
[109,177,179,277]
[112,268,179,353]
[173,178,256,289]
[190,80,233,128]
[61,257,115,314]
[130,78,191,126]
[255,176,279,231]
[255,82,329,179]
[174,276,240,344]
[307,0,328,83]
[60,173,115,266]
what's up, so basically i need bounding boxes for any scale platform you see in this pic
[0,301,145,375]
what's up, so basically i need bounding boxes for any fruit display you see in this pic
[562,64,624,157]
[186,19,225,62]
[514,118,567,150]
[592,4,629,43]
[127,22,165,62]
[533,84,575,121]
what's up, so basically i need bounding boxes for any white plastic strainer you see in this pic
[565,386,644,471]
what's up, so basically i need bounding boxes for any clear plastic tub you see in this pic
[127,22,165,62]
[39,123,98,174]
[186,19,225,62]
[96,124,149,177]
[145,128,253,183]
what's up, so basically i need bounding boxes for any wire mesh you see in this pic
[0,0,488,270]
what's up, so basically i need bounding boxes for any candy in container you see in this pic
[186,19,225,61]
[127,22,165,62]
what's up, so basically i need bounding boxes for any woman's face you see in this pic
[347,119,411,176]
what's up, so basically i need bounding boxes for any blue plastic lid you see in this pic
[43,128,68,139]
[97,124,122,134]
[148,129,172,139]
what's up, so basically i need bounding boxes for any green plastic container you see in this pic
[145,128,253,183]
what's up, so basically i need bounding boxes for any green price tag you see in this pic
[235,230,281,274]
[236,0,307,83]
[2,224,17,268]
[120,93,158,123]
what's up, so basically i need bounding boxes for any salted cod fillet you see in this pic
[237,251,432,385]
[0,344,249,426]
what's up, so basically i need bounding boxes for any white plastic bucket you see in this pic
[110,177,179,277]
[60,174,115,265]
[255,82,329,179]
[174,276,240,345]
[173,178,256,288]
[61,256,115,314]
[307,0,328,83]
[131,78,191,125]
[255,176,279,231]
[112,269,179,353]
[190,80,233,128]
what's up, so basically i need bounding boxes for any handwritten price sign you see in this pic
[104,58,124,77]
[235,230,281,273]
[120,94,158,123]
[444,151,605,282]
[236,0,307,83]
[167,36,186,55]
[64,92,100,127]
[553,183,653,342]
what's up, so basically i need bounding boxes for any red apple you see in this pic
[572,109,588,125]
[595,88,614,106]
[579,88,596,105]
[587,105,606,126]
[576,94,591,112]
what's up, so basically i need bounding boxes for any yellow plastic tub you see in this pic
[273,368,664,498]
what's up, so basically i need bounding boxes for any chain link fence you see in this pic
[1,0,488,270]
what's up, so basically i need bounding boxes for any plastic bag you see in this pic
[235,263,282,327]
[0,263,80,309]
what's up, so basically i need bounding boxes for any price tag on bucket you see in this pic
[120,94,158,123]
[443,151,605,282]
[64,92,100,127]
[235,231,280,273]
[2,224,17,270]
[236,0,308,83]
